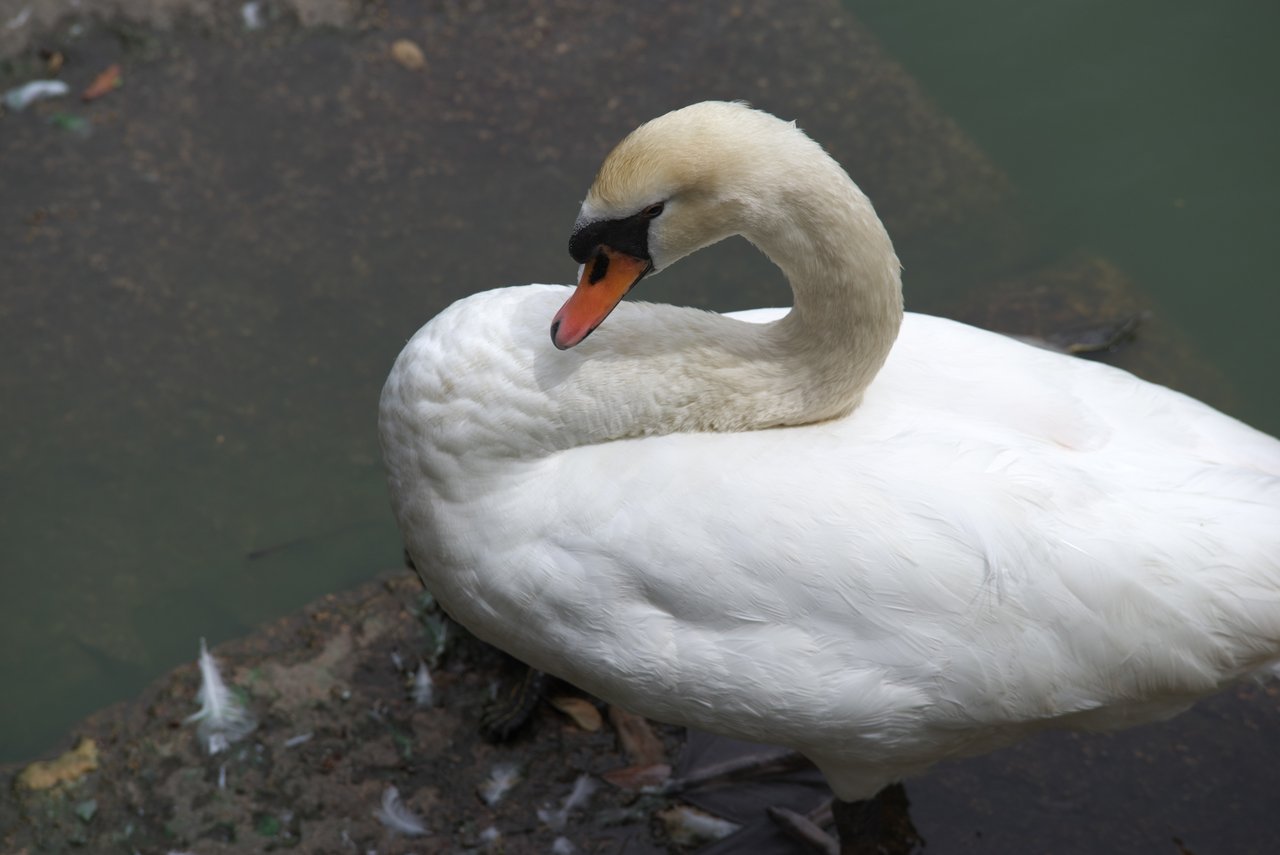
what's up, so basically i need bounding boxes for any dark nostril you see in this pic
[588,252,610,284]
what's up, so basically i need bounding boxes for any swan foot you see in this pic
[830,783,923,855]
[479,659,547,742]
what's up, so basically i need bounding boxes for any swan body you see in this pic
[380,102,1280,801]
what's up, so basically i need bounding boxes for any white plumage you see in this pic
[379,102,1280,802]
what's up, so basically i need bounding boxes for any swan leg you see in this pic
[401,547,547,741]
[479,659,547,742]
[769,787,922,855]
[830,783,923,855]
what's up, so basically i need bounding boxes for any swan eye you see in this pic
[641,202,665,219]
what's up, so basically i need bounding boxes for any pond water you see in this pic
[1,0,1275,810]
[857,0,1279,432]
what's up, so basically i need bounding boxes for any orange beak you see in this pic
[551,246,651,349]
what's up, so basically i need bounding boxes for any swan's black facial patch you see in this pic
[569,209,655,264]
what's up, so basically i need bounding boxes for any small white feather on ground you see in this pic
[373,785,428,836]
[185,638,256,755]
[537,774,598,832]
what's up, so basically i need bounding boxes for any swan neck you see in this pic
[384,145,909,464]
[551,164,906,444]
[743,164,904,424]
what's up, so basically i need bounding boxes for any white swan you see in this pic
[379,102,1280,831]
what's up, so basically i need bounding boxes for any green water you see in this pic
[856,0,1280,432]
[1,1,1276,768]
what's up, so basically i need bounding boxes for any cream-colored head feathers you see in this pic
[586,103,771,211]
[578,101,842,273]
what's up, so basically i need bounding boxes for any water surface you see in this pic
[859,0,1280,431]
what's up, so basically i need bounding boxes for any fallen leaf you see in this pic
[16,738,99,790]
[658,805,741,846]
[602,762,671,790]
[608,705,666,765]
[82,64,122,102]
[550,695,603,731]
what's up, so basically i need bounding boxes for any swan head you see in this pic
[552,101,818,349]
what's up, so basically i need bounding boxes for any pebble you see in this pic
[391,39,426,71]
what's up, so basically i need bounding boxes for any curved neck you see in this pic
[544,162,903,448]
[752,157,904,424]
[383,156,907,471]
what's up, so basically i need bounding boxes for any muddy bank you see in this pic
[4,571,1279,854]
[1,572,686,854]
[0,572,835,854]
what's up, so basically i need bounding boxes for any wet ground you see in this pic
[3,570,1279,854]
[2,1,1278,852]
[0,573,696,854]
